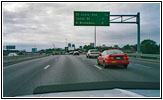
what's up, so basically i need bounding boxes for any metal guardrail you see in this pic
[126,53,160,59]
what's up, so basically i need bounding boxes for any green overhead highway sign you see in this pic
[74,11,110,26]
[6,45,15,49]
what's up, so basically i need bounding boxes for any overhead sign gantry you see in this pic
[74,11,140,53]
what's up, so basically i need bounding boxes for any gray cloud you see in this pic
[3,2,160,51]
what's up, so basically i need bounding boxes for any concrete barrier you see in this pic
[126,53,160,59]
[3,54,48,67]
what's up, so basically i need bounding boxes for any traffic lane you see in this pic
[4,55,115,97]
[32,55,115,87]
[129,58,160,69]
[21,55,160,95]
[76,55,160,82]
[3,55,58,84]
[3,55,59,97]
[129,58,160,76]
[79,55,160,68]
[78,55,160,71]
[3,55,160,97]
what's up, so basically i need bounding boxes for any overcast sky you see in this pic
[3,2,160,51]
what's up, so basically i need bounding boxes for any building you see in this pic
[68,43,71,47]
[79,46,82,49]
[65,47,68,51]
[72,44,75,48]
[32,48,37,53]
[90,43,94,47]
[102,44,106,47]
[68,47,75,51]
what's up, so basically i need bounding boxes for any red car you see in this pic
[97,49,129,68]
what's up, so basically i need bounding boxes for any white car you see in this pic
[73,51,80,55]
[86,49,101,58]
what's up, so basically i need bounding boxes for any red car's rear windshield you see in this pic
[107,50,124,55]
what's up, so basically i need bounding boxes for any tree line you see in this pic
[83,39,160,54]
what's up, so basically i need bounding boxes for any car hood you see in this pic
[16,81,160,97]
[17,88,160,97]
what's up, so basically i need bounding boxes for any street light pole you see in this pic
[65,38,67,47]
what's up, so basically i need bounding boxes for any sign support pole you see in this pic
[110,13,140,53]
[95,26,96,48]
[137,12,140,53]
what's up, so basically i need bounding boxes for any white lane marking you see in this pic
[94,65,102,70]
[44,65,50,69]
[134,64,152,68]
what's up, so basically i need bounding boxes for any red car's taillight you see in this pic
[123,56,128,60]
[106,56,114,60]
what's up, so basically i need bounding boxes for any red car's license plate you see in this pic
[112,61,116,63]
[115,57,121,60]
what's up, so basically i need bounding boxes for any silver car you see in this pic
[86,49,101,58]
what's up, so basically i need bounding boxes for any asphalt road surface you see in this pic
[3,55,160,97]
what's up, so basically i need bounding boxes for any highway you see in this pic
[3,55,160,97]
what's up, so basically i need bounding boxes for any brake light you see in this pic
[111,57,114,59]
[106,56,114,60]
[90,52,100,54]
[123,56,128,60]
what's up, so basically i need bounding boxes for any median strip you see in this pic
[44,65,50,70]
[3,54,48,67]
[94,65,102,70]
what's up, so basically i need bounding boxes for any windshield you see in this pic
[90,49,99,52]
[2,2,160,98]
[107,50,124,55]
